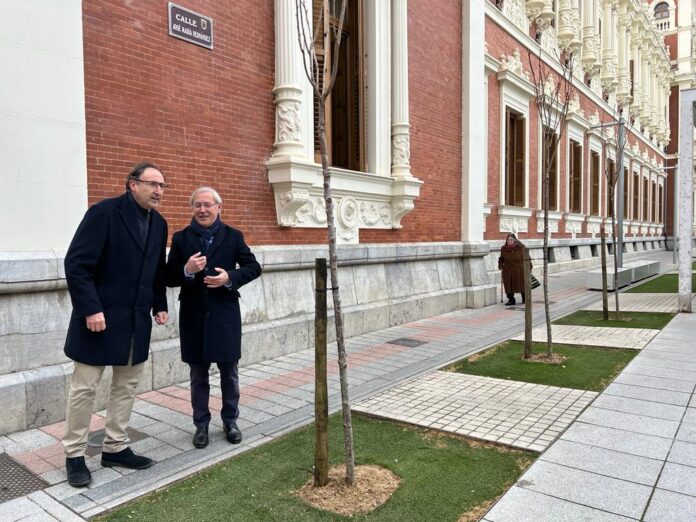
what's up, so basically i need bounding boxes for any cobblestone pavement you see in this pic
[0,251,685,520]
[511,324,660,349]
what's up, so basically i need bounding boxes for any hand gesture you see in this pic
[204,267,230,288]
[86,312,106,332]
[154,311,169,325]
[185,252,207,274]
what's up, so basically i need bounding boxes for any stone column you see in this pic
[391,0,411,179]
[677,88,695,311]
[630,30,641,119]
[581,0,598,72]
[461,0,486,243]
[272,0,313,160]
[615,3,629,103]
[600,0,616,91]
[366,0,391,175]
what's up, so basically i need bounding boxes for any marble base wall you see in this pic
[0,242,495,435]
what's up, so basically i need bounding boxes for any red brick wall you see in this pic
[362,1,462,242]
[83,0,462,246]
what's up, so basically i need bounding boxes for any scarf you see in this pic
[190,216,222,255]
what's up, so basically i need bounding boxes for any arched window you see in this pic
[654,2,669,20]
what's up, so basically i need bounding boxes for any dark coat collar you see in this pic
[117,192,161,254]
[185,222,228,259]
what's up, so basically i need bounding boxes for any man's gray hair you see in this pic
[189,187,222,205]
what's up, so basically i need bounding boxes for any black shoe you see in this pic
[223,422,242,444]
[193,426,209,449]
[505,299,516,306]
[101,447,154,470]
[66,456,92,487]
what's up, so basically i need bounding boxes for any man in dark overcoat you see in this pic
[62,162,169,487]
[166,187,261,449]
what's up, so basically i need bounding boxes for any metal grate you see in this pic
[85,427,149,457]
[0,453,48,502]
[386,337,429,348]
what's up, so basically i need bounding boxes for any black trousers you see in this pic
[189,361,239,428]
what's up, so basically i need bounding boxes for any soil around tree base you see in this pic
[524,353,567,364]
[297,464,400,516]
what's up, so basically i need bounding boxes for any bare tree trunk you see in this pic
[316,99,355,485]
[543,150,553,357]
[524,250,533,359]
[601,225,609,320]
[610,189,620,320]
[314,258,329,487]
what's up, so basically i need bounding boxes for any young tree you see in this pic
[527,42,577,358]
[295,0,355,486]
[600,119,625,320]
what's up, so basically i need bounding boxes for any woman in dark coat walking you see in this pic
[166,187,261,449]
[498,233,529,306]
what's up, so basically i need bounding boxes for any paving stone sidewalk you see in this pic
[484,294,696,521]
[0,251,683,520]
[353,372,596,452]
[511,324,659,349]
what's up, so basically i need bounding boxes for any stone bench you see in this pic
[625,260,660,281]
[586,266,634,290]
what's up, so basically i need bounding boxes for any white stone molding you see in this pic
[586,216,604,237]
[502,0,529,32]
[498,48,534,208]
[271,0,312,159]
[564,213,585,238]
[499,206,533,234]
[266,0,422,244]
[462,0,487,242]
[266,158,421,244]
[483,203,493,232]
[536,210,561,233]
[392,0,411,179]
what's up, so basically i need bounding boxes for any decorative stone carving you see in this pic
[564,216,583,238]
[276,96,301,144]
[536,217,559,233]
[500,217,529,234]
[392,133,411,170]
[499,49,530,82]
[503,0,529,32]
[543,76,556,97]
[567,93,582,116]
[589,111,600,126]
[392,200,415,228]
[539,24,558,54]
[337,197,360,230]
[361,202,391,226]
[277,189,311,226]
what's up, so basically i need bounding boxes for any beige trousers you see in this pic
[62,351,144,458]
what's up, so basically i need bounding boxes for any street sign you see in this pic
[168,2,213,50]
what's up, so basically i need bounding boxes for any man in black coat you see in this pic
[166,187,261,449]
[62,163,169,487]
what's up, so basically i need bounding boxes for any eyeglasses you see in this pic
[134,179,169,189]
[193,202,217,209]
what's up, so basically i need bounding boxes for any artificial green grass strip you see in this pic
[625,273,696,293]
[98,415,535,522]
[553,310,675,330]
[447,341,637,392]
